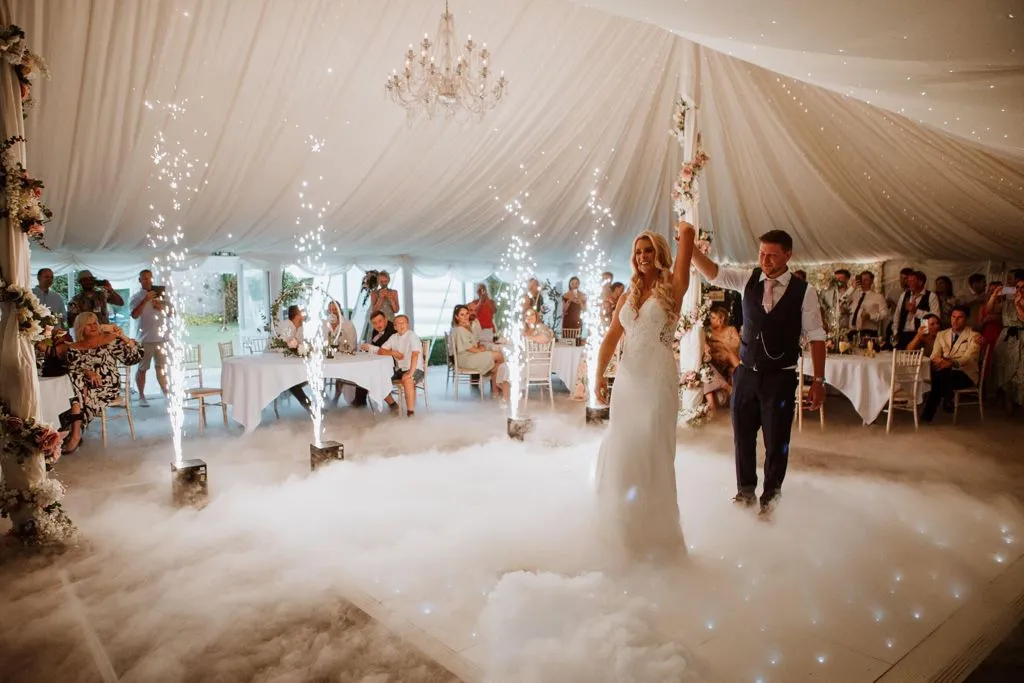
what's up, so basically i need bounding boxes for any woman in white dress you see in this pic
[593,221,695,563]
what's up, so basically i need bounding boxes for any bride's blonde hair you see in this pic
[627,230,677,322]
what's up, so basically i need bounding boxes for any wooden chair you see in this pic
[100,364,136,446]
[446,331,481,401]
[884,349,926,433]
[391,339,431,412]
[218,341,234,361]
[183,345,227,435]
[559,328,581,344]
[953,346,986,423]
[796,353,825,432]
[243,336,270,354]
[523,340,555,408]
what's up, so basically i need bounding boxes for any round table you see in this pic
[36,375,76,427]
[221,352,394,433]
[811,351,931,424]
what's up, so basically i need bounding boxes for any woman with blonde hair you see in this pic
[61,312,143,452]
[592,221,696,563]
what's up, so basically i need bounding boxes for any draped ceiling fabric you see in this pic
[11,0,1024,272]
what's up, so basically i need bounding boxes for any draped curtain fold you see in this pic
[0,0,45,511]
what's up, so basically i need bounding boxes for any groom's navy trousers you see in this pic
[731,364,799,498]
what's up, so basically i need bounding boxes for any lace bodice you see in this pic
[619,297,676,352]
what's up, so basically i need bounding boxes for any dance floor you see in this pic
[2,380,1023,682]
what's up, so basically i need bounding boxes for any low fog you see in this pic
[1,412,1020,683]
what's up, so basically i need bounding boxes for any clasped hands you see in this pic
[674,220,696,243]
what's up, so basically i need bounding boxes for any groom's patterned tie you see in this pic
[762,278,776,313]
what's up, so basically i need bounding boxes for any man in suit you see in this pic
[893,271,939,349]
[922,305,982,423]
[691,229,827,517]
[352,310,396,407]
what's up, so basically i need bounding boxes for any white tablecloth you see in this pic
[813,352,931,424]
[221,352,394,433]
[36,376,76,427]
[551,344,585,390]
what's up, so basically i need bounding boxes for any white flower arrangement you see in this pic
[0,275,57,342]
[1,135,53,247]
[0,478,76,545]
[1,25,50,116]
[669,94,715,427]
[668,96,692,146]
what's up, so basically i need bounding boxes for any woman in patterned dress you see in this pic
[61,312,143,451]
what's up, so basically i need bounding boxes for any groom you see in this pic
[691,230,827,517]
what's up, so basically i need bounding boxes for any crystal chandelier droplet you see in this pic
[385,1,508,122]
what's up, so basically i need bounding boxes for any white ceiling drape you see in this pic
[12,0,1024,269]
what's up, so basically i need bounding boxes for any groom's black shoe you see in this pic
[732,492,756,508]
[758,491,781,519]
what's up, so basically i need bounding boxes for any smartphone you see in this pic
[151,285,166,297]
[1004,286,1017,296]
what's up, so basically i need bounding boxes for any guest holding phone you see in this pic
[67,270,124,328]
[130,269,170,405]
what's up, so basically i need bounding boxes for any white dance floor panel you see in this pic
[2,412,1022,683]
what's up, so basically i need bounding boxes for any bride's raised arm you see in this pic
[672,220,696,312]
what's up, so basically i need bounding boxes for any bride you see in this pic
[593,220,695,562]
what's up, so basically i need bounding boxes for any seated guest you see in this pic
[922,306,982,422]
[451,304,509,400]
[466,300,484,339]
[523,307,554,343]
[353,310,396,407]
[707,305,741,380]
[362,310,396,348]
[61,313,143,453]
[325,300,358,403]
[907,313,940,356]
[847,271,888,339]
[371,314,423,417]
[275,305,312,414]
[325,300,357,349]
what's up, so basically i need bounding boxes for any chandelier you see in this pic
[385,1,508,121]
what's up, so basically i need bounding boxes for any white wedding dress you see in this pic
[595,297,686,563]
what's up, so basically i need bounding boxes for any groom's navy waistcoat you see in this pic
[740,268,806,372]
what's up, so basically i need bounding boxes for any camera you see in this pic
[151,285,166,297]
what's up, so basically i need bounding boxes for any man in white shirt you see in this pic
[32,268,67,324]
[376,314,423,417]
[275,305,312,413]
[691,229,827,517]
[847,271,889,339]
[129,269,169,405]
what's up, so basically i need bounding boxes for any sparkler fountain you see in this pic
[497,196,538,440]
[145,100,208,506]
[294,144,342,470]
[581,191,612,424]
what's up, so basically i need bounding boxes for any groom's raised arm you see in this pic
[691,242,748,292]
